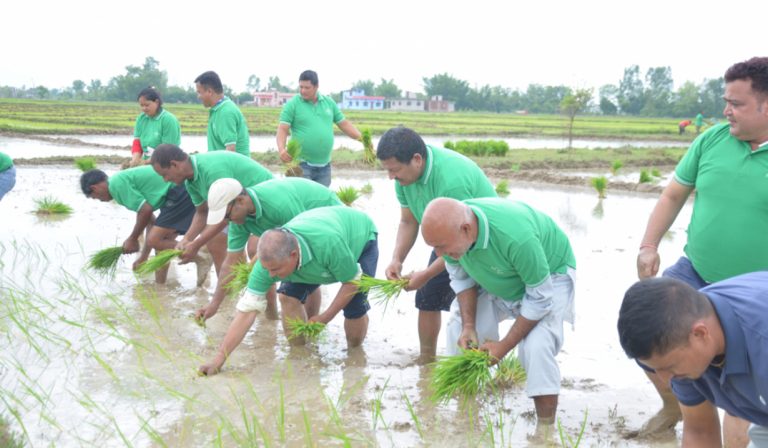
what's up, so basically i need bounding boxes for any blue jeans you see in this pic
[0,165,16,201]
[300,161,332,187]
[662,256,709,289]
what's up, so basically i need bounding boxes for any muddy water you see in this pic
[0,165,690,447]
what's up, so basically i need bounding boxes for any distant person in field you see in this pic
[276,70,363,186]
[678,119,692,135]
[376,126,496,362]
[194,71,251,157]
[80,166,211,285]
[695,112,705,135]
[635,56,768,445]
[618,273,768,448]
[0,151,16,201]
[130,87,181,167]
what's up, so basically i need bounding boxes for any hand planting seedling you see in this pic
[352,274,409,313]
[430,348,494,404]
[135,249,183,275]
[284,139,303,177]
[87,245,124,276]
[285,318,326,342]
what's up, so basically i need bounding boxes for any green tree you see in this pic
[374,78,401,98]
[641,66,673,116]
[618,65,645,115]
[34,86,49,99]
[598,84,618,115]
[699,77,725,118]
[351,79,375,96]
[107,56,168,101]
[71,80,86,98]
[673,80,701,117]
[267,76,292,93]
[163,85,197,103]
[422,73,471,109]
[88,79,103,100]
[246,75,261,92]
[560,88,593,149]
[523,84,570,113]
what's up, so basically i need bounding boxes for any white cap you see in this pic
[206,178,243,225]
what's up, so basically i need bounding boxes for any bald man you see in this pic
[421,197,576,437]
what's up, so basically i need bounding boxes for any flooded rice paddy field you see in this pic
[0,165,691,447]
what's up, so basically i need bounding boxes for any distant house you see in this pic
[425,95,455,113]
[253,90,294,107]
[387,91,425,112]
[340,89,385,110]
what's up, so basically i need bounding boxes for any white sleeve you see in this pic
[236,291,267,313]
[520,274,554,321]
[445,262,477,295]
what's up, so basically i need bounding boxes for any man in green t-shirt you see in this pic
[695,112,705,135]
[276,70,363,187]
[376,126,497,362]
[636,57,768,443]
[199,206,378,376]
[150,144,273,277]
[80,166,211,284]
[0,151,16,201]
[421,197,576,438]
[194,177,342,323]
[195,71,250,157]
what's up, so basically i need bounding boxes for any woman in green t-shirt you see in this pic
[131,87,181,167]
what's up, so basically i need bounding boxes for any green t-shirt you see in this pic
[108,165,174,212]
[227,177,342,251]
[184,152,273,206]
[674,123,768,282]
[395,145,497,223]
[0,152,12,172]
[247,206,377,294]
[695,113,704,127]
[207,97,250,157]
[279,94,344,165]
[133,109,181,160]
[445,198,575,302]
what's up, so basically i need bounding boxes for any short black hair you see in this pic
[80,169,107,196]
[150,144,188,168]
[725,57,768,97]
[376,126,427,163]
[194,71,223,94]
[137,86,163,107]
[617,277,713,360]
[299,70,318,87]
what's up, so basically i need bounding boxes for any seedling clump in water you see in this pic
[34,196,73,215]
[135,249,183,275]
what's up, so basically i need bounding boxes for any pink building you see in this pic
[252,90,294,107]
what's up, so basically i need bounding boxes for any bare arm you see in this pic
[637,179,694,279]
[406,256,446,291]
[680,401,721,448]
[337,120,362,141]
[385,208,420,280]
[225,144,236,152]
[196,250,245,321]
[456,286,480,349]
[276,123,292,163]
[198,310,258,376]
[123,203,155,253]
[311,282,359,324]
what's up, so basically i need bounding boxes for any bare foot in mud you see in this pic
[624,406,681,439]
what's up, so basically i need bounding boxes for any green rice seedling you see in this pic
[285,318,326,342]
[336,186,360,206]
[277,378,286,443]
[74,156,96,171]
[494,353,527,387]
[371,378,389,430]
[34,196,73,215]
[651,168,662,177]
[135,249,183,275]
[285,139,303,177]
[87,245,124,276]
[352,274,409,313]
[558,408,589,448]
[590,176,608,199]
[639,169,652,183]
[495,180,510,197]
[430,348,494,404]
[300,404,314,447]
[401,392,423,439]
[359,183,373,195]
[610,160,623,175]
[361,128,376,165]
[224,260,255,297]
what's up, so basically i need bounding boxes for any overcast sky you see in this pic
[3,0,766,95]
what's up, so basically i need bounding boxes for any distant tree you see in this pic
[560,88,593,149]
[699,77,725,118]
[598,84,619,115]
[374,78,401,98]
[247,74,261,92]
[236,91,253,104]
[422,73,471,109]
[267,76,293,93]
[71,80,86,98]
[618,65,645,115]
[641,66,673,116]
[351,79,375,96]
[88,79,103,100]
[673,80,701,117]
[163,85,197,103]
[34,86,49,99]
[523,84,570,113]
[107,56,168,101]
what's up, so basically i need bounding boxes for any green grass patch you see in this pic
[336,185,360,206]
[591,176,608,199]
[639,169,652,183]
[34,196,73,215]
[495,180,510,197]
[74,156,96,171]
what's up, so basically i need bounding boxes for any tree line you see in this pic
[0,57,724,118]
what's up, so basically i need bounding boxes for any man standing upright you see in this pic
[376,126,496,362]
[195,71,251,157]
[276,70,362,186]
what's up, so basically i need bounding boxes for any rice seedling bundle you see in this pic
[285,139,303,177]
[74,157,97,172]
[610,160,623,176]
[336,186,360,206]
[34,196,73,215]
[494,353,527,387]
[639,169,652,184]
[87,245,124,276]
[352,274,409,312]
[430,348,493,404]
[135,249,182,275]
[285,318,326,341]
[359,183,373,195]
[224,260,255,297]
[361,128,376,165]
[590,176,607,199]
[495,180,510,197]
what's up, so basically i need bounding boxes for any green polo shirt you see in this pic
[279,93,344,165]
[395,145,496,223]
[674,123,768,282]
[0,152,12,172]
[227,177,342,251]
[208,97,250,157]
[246,206,377,294]
[108,165,174,212]
[133,109,181,160]
[695,113,704,127]
[184,152,273,206]
[445,198,575,302]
